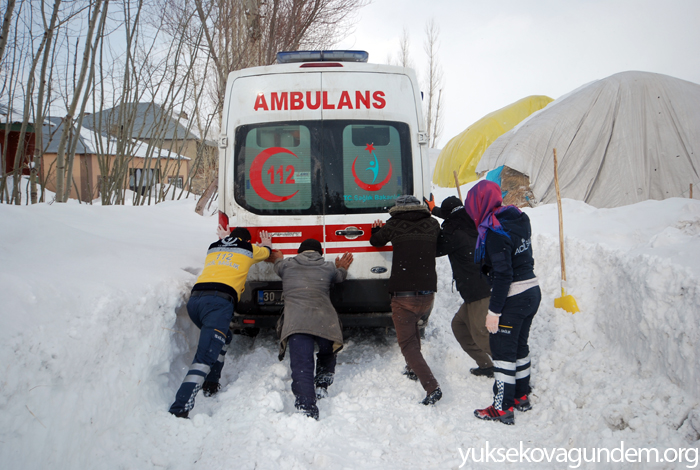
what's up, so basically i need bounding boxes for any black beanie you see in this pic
[440,196,464,216]
[298,238,323,255]
[230,227,251,241]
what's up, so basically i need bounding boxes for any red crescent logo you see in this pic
[250,147,299,202]
[352,157,393,191]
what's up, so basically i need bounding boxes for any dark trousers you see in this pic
[489,286,541,411]
[391,293,439,393]
[288,333,337,408]
[451,296,493,369]
[169,294,234,414]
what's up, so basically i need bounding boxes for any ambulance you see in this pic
[217,50,431,332]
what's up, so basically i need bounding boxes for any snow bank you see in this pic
[1,197,698,469]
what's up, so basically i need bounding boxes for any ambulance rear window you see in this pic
[340,124,406,209]
[236,124,314,212]
[233,120,413,216]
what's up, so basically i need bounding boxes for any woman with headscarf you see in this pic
[464,180,541,425]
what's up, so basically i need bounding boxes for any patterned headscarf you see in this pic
[464,180,521,261]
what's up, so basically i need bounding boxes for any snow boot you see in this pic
[315,386,329,400]
[295,401,320,420]
[470,366,494,378]
[474,405,514,425]
[202,381,221,397]
[421,387,442,406]
[170,410,189,419]
[402,365,418,381]
[514,395,532,412]
[314,371,333,400]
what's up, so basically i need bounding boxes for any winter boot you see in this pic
[514,395,532,412]
[315,386,329,400]
[314,371,334,400]
[202,381,221,397]
[470,366,494,378]
[170,410,189,419]
[474,405,514,425]
[421,387,442,406]
[402,365,418,381]
[294,401,320,420]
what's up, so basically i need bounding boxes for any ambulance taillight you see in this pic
[218,211,229,230]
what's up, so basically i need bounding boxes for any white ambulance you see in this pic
[217,50,431,331]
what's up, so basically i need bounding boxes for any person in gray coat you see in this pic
[272,238,353,419]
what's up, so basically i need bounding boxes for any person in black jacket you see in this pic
[370,195,442,405]
[464,180,541,426]
[429,195,494,377]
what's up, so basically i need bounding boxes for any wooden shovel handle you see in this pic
[453,170,462,200]
[553,149,567,283]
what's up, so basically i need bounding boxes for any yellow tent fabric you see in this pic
[433,95,553,187]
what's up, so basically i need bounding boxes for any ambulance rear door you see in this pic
[319,70,423,283]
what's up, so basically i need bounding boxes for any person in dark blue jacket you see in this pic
[464,180,541,425]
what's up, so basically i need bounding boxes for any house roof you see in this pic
[81,102,203,141]
[1,103,53,127]
[0,103,26,124]
[41,117,190,160]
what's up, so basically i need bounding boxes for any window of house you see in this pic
[129,168,160,190]
[168,176,183,188]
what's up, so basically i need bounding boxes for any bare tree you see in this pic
[0,0,17,66]
[30,0,62,204]
[151,0,367,208]
[1,0,368,206]
[423,18,444,148]
[398,27,412,68]
[55,0,109,202]
[160,0,367,118]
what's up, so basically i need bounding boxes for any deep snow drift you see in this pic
[1,189,699,469]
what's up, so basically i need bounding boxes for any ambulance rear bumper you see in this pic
[233,279,396,329]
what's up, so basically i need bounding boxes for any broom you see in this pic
[552,148,580,314]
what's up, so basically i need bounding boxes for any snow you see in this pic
[1,184,699,469]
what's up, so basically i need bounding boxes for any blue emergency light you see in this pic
[276,50,369,64]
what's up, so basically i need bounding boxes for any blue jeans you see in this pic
[169,294,234,414]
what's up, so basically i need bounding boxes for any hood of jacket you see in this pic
[388,204,431,219]
[497,206,531,240]
[294,251,326,265]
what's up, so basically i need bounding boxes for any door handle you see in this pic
[335,227,364,238]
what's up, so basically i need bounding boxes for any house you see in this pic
[81,102,218,194]
[40,116,190,202]
[0,103,36,176]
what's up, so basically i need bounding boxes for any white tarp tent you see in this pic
[476,71,700,208]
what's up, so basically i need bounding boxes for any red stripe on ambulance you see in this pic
[247,224,392,254]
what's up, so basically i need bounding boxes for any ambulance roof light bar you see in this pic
[276,50,369,64]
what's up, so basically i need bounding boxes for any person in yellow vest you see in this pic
[169,226,272,418]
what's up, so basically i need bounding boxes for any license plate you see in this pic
[257,290,284,305]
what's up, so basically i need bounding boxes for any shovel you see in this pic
[552,148,580,313]
[453,170,463,200]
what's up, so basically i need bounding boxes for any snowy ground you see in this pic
[1,186,699,469]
